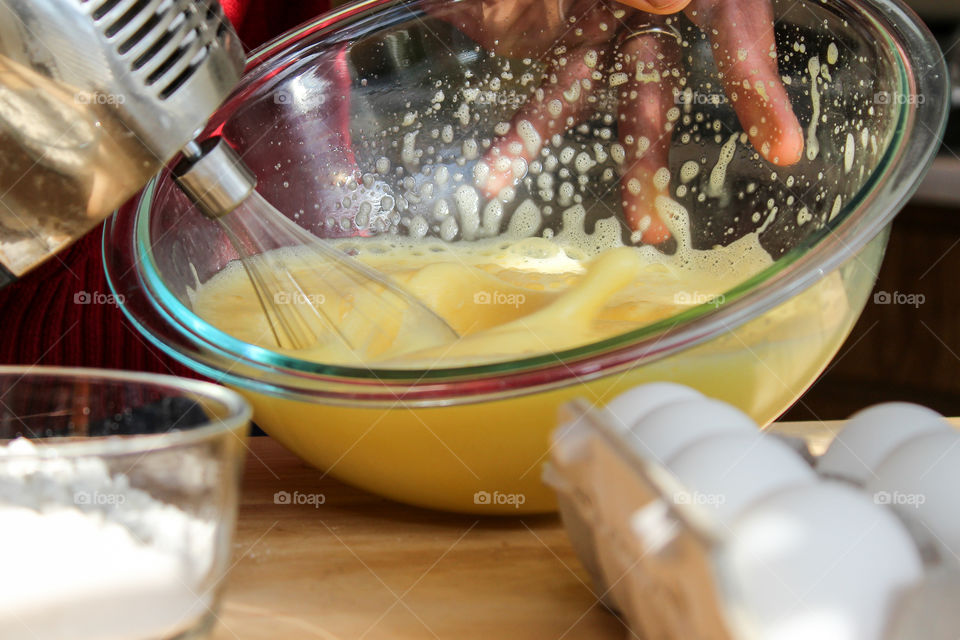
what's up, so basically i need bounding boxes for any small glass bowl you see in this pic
[0,367,251,640]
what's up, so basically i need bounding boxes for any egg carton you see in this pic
[543,384,960,640]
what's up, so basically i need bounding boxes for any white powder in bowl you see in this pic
[0,438,216,640]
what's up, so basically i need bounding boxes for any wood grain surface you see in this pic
[210,421,868,640]
[211,437,624,640]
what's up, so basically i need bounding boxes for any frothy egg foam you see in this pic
[190,202,773,368]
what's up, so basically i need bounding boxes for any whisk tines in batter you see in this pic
[173,136,458,354]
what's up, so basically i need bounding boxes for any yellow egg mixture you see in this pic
[191,204,774,367]
[187,204,871,513]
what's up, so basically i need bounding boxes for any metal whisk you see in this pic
[173,136,458,354]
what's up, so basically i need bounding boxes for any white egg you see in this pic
[818,402,948,485]
[627,398,757,464]
[667,433,816,529]
[721,482,923,640]
[866,431,960,559]
[603,383,703,431]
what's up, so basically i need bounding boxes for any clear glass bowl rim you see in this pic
[0,366,252,457]
[104,0,949,404]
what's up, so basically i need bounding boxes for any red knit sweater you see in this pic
[0,1,331,375]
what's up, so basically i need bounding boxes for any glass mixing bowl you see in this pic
[0,367,250,640]
[105,0,947,513]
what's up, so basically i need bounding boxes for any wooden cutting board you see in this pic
[210,435,626,640]
[209,419,916,639]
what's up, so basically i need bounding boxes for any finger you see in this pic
[616,26,682,243]
[686,0,803,166]
[427,0,566,59]
[478,6,617,199]
[617,0,692,15]
[479,50,601,199]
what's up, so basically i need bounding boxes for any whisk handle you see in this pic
[173,136,257,218]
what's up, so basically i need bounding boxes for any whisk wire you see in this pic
[174,137,457,357]
[220,222,312,349]
[216,191,457,355]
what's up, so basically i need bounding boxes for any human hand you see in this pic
[435,0,803,244]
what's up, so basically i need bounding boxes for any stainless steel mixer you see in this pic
[0,0,455,353]
[0,0,244,284]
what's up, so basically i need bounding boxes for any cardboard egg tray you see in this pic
[544,398,960,640]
